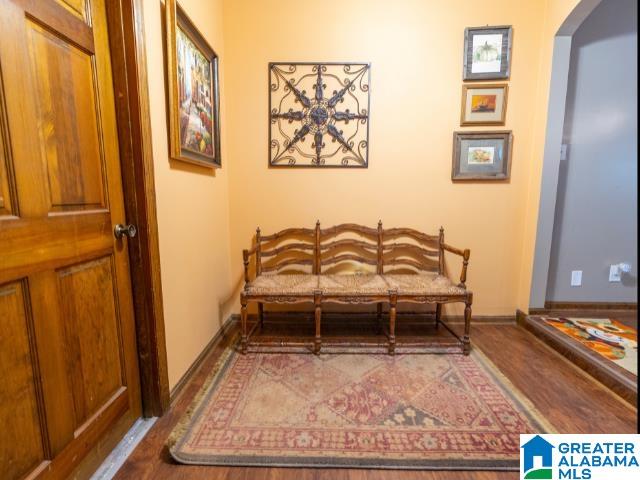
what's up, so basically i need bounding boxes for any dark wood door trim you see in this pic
[105,0,170,417]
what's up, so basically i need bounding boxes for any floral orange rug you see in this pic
[542,317,637,375]
[169,346,553,470]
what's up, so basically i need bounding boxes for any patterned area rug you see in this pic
[542,317,637,375]
[169,346,553,470]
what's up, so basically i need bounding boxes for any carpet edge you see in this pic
[470,344,558,434]
[167,334,239,459]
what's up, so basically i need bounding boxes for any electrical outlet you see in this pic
[571,270,582,286]
[609,265,621,282]
[608,263,631,282]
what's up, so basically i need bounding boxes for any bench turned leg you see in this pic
[463,299,472,355]
[314,292,322,354]
[388,292,397,355]
[240,297,248,354]
[435,303,442,328]
[258,303,264,329]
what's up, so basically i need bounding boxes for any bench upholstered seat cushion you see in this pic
[245,272,468,297]
[383,273,466,296]
[244,274,390,296]
[319,274,390,295]
[245,274,319,296]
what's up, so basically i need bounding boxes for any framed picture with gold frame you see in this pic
[165,0,221,168]
[460,84,508,126]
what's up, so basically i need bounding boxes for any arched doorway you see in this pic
[529,0,637,309]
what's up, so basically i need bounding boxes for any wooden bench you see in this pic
[240,222,472,355]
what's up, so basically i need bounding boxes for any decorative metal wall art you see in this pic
[269,63,371,168]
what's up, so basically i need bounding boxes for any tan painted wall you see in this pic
[140,0,584,388]
[222,0,572,316]
[142,0,233,389]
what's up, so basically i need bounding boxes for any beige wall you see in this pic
[223,0,571,316]
[516,0,580,309]
[140,0,585,387]
[142,0,233,389]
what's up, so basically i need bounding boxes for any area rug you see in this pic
[542,317,637,375]
[168,345,553,470]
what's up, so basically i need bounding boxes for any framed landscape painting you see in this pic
[463,26,513,80]
[166,0,221,168]
[460,84,508,125]
[452,131,512,181]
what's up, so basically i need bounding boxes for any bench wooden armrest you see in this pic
[244,244,259,256]
[242,245,259,287]
[441,243,471,288]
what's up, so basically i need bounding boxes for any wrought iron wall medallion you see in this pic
[269,63,371,168]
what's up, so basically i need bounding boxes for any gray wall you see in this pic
[546,0,637,302]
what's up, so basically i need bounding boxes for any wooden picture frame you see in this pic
[460,84,508,126]
[463,26,513,81]
[165,0,221,168]
[452,131,513,181]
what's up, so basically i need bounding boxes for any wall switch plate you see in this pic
[609,264,622,282]
[560,144,568,161]
[571,270,582,286]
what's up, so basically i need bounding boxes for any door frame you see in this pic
[104,0,170,417]
[528,0,603,309]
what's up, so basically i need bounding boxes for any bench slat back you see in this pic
[253,222,444,275]
[258,227,315,274]
[381,228,440,274]
[319,223,379,274]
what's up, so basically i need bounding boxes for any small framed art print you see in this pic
[452,131,513,181]
[460,84,508,125]
[463,26,512,80]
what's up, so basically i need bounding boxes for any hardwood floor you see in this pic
[115,318,637,480]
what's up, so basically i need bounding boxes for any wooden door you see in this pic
[0,0,142,478]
